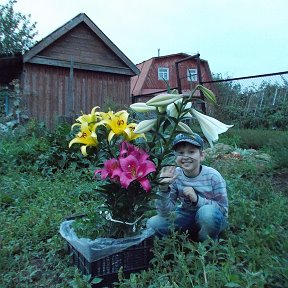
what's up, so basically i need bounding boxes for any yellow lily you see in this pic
[100,110,143,142]
[69,122,98,156]
[124,123,146,140]
[71,106,101,130]
[191,108,233,147]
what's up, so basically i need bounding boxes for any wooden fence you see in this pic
[203,71,288,115]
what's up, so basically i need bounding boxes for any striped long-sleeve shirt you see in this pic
[156,165,228,217]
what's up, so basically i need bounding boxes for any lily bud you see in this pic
[134,119,157,134]
[196,85,217,104]
[177,121,194,135]
[130,102,156,112]
[146,93,184,107]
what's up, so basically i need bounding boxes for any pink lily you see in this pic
[118,155,156,192]
[94,158,122,180]
[120,141,150,162]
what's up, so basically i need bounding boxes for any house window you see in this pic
[158,67,169,80]
[187,68,198,82]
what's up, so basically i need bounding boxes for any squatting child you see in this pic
[147,133,228,241]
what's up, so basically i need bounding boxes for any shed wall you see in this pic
[22,63,131,130]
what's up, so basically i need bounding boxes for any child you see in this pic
[147,133,228,241]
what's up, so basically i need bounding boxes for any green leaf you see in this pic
[224,282,242,287]
[91,277,103,284]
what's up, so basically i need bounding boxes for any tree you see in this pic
[0,0,38,55]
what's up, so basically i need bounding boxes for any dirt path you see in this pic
[272,169,288,195]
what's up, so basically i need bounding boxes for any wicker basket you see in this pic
[67,236,154,287]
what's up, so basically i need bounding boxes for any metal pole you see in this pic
[196,55,206,113]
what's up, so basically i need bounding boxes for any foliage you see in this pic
[211,73,288,130]
[219,128,288,169]
[0,0,38,55]
[215,105,288,130]
[0,123,287,287]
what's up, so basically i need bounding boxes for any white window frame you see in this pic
[187,68,198,82]
[158,67,169,80]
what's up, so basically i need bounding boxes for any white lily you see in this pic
[130,102,156,113]
[167,99,193,118]
[191,108,233,146]
[146,93,184,107]
[134,119,157,134]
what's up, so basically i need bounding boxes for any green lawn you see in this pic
[0,126,287,287]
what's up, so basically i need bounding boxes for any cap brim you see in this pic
[173,139,202,148]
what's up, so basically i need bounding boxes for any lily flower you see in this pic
[118,155,156,192]
[69,122,98,156]
[71,106,101,130]
[100,110,142,142]
[94,158,122,180]
[120,141,150,162]
[123,123,145,141]
[191,108,233,146]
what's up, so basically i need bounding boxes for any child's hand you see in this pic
[183,187,198,203]
[158,166,178,190]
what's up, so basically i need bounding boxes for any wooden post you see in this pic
[67,59,74,117]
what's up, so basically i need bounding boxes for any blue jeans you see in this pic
[147,205,228,241]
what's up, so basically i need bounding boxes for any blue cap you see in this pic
[172,133,204,149]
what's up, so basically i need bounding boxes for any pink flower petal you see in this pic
[136,160,156,178]
[119,155,138,172]
[119,172,135,189]
[138,178,151,192]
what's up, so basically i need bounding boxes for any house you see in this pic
[130,53,213,111]
[0,13,139,130]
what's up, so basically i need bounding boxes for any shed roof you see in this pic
[0,13,139,83]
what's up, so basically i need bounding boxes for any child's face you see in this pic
[174,142,204,177]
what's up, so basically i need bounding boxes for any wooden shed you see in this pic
[131,53,213,103]
[0,13,139,130]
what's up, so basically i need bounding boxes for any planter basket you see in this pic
[60,219,155,287]
[67,236,154,287]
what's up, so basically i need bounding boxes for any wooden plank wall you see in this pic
[39,23,125,68]
[22,63,131,130]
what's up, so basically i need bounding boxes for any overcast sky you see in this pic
[3,0,288,78]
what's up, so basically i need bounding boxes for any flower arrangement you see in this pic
[69,85,233,238]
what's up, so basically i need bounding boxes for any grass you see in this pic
[0,125,287,287]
